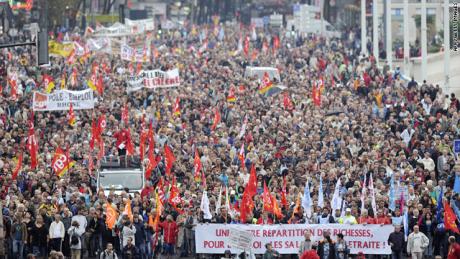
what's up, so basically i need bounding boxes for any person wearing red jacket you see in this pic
[113,127,129,155]
[358,209,375,224]
[374,210,392,225]
[159,215,178,259]
[448,236,460,259]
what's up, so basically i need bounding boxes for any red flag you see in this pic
[125,128,135,156]
[193,149,202,182]
[122,104,129,124]
[240,167,257,223]
[12,152,23,180]
[68,103,76,126]
[444,201,460,234]
[26,117,38,169]
[145,122,158,179]
[211,108,221,131]
[9,75,17,100]
[247,164,257,196]
[263,182,274,213]
[281,175,288,208]
[164,145,176,176]
[238,143,245,169]
[98,114,106,137]
[312,81,321,107]
[243,36,250,57]
[173,98,181,116]
[51,147,75,177]
[273,35,280,54]
[169,177,184,214]
[272,195,283,219]
[96,75,104,95]
[283,92,294,110]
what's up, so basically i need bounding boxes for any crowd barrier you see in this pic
[195,224,394,254]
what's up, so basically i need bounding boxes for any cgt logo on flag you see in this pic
[33,92,48,110]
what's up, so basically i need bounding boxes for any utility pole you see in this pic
[421,0,427,81]
[361,0,367,57]
[443,0,450,93]
[403,0,409,76]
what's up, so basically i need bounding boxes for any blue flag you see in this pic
[436,188,444,223]
[452,200,460,223]
[389,175,396,211]
[454,175,460,194]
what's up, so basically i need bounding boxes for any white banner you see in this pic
[125,18,155,34]
[127,69,180,92]
[120,44,150,63]
[33,89,95,111]
[195,224,393,255]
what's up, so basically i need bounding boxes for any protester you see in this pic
[388,225,405,259]
[407,225,429,259]
[262,243,280,259]
[298,232,315,257]
[100,243,118,259]
[317,231,336,259]
[335,233,349,259]
[1,15,460,259]
[67,221,82,259]
[448,236,460,259]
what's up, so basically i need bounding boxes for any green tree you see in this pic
[48,0,82,28]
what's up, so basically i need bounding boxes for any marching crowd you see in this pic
[1,19,460,259]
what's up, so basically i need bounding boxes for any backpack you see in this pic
[70,230,79,246]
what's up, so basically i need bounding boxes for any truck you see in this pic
[96,156,145,196]
[289,3,341,38]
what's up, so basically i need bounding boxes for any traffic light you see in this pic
[36,30,48,66]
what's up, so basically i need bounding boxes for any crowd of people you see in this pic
[0,17,460,259]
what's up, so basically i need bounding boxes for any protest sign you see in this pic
[33,89,95,111]
[120,44,150,63]
[228,227,253,250]
[195,224,393,255]
[127,69,180,92]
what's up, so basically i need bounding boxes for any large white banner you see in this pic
[127,69,180,92]
[195,224,393,255]
[33,89,95,111]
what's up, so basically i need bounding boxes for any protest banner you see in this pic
[33,89,95,111]
[127,69,180,92]
[48,40,75,57]
[125,18,155,34]
[195,224,393,255]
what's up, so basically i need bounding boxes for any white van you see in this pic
[96,156,145,195]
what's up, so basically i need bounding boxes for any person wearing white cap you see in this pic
[338,208,357,225]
